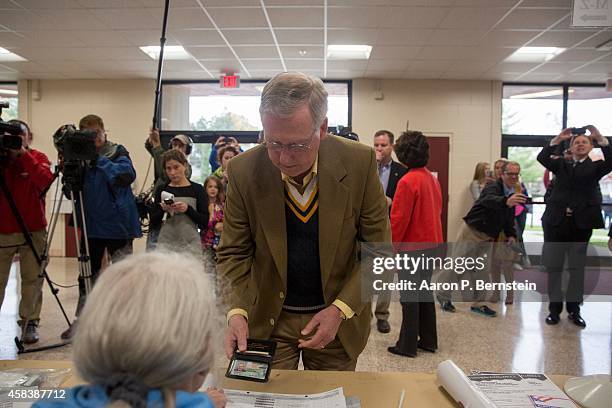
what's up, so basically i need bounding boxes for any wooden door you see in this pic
[425,136,450,241]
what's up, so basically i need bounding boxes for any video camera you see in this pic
[0,101,23,155]
[53,125,98,191]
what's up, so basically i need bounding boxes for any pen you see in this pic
[398,389,405,408]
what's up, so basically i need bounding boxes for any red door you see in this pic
[425,136,450,241]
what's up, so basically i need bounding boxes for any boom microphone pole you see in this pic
[152,0,171,129]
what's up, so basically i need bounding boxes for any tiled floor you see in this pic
[1,257,611,376]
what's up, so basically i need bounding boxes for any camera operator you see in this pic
[145,129,192,249]
[61,114,141,339]
[0,119,53,344]
[209,136,241,173]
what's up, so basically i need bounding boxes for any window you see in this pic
[160,81,350,132]
[567,86,612,136]
[502,85,563,135]
[0,83,18,121]
[502,82,610,247]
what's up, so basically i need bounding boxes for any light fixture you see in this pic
[299,49,307,56]
[0,89,18,95]
[504,46,566,63]
[139,45,191,60]
[0,47,27,62]
[327,45,372,60]
[509,89,574,99]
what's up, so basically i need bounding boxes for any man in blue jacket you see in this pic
[62,114,141,339]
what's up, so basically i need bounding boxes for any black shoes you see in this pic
[22,321,39,344]
[417,342,437,353]
[387,346,416,358]
[376,319,391,333]
[568,312,586,328]
[545,313,586,328]
[545,313,560,325]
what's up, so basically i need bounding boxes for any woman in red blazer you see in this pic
[388,131,443,358]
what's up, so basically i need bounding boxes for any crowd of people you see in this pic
[1,71,610,407]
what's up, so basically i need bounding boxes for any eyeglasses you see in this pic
[504,172,520,177]
[263,129,317,153]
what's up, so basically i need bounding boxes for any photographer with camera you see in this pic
[60,114,141,339]
[538,125,612,328]
[145,129,193,249]
[0,119,53,344]
[209,136,241,173]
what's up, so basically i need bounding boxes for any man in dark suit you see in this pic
[537,125,611,328]
[373,130,408,333]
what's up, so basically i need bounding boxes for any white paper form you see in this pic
[224,387,347,408]
[467,374,577,408]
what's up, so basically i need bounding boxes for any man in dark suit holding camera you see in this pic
[537,125,612,328]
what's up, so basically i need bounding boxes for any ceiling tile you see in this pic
[416,46,514,61]
[552,49,606,62]
[496,8,570,30]
[528,30,602,48]
[454,0,519,6]
[0,31,31,48]
[69,30,132,47]
[328,7,388,29]
[530,62,585,74]
[200,59,243,72]
[480,30,540,47]
[0,10,56,30]
[78,0,154,8]
[233,45,278,58]
[369,46,422,60]
[275,29,323,44]
[167,7,213,29]
[285,59,324,70]
[13,47,105,61]
[328,28,379,45]
[170,29,226,46]
[441,72,484,80]
[267,7,323,28]
[16,0,81,9]
[0,61,50,72]
[242,59,284,70]
[575,30,612,48]
[99,46,151,60]
[222,29,274,45]
[518,0,573,7]
[77,60,157,71]
[163,60,206,72]
[280,46,324,59]
[89,8,161,30]
[163,70,215,80]
[206,7,267,28]
[446,60,497,72]
[35,9,109,30]
[408,60,454,71]
[376,29,434,46]
[439,7,511,30]
[427,30,486,46]
[572,61,612,75]
[327,60,369,70]
[486,62,541,73]
[188,46,235,59]
[383,6,451,29]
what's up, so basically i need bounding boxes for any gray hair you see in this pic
[259,72,328,129]
[73,251,219,393]
[501,160,521,173]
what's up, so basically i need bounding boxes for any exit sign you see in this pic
[220,75,240,88]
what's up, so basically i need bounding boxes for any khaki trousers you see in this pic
[0,230,46,323]
[270,310,357,371]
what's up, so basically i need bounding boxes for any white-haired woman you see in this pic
[34,252,226,408]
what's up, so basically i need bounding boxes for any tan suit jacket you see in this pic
[217,135,390,360]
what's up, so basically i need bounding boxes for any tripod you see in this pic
[0,168,72,353]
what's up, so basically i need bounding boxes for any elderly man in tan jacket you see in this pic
[217,72,390,371]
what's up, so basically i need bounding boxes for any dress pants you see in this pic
[543,216,592,315]
[0,230,47,324]
[270,310,357,371]
[394,263,437,355]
